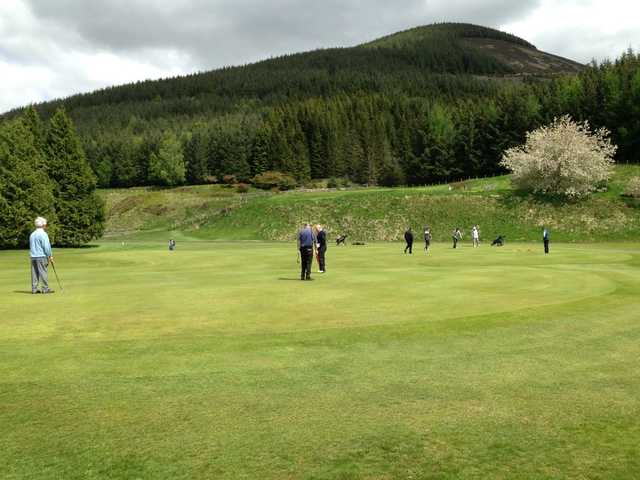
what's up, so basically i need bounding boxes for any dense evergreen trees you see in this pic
[0,108,104,248]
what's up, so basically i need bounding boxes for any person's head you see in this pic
[316,224,323,232]
[304,223,311,229]
[34,217,47,229]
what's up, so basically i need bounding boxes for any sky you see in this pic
[1,0,639,113]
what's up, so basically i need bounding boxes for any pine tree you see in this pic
[45,108,104,246]
[184,131,210,184]
[0,119,57,248]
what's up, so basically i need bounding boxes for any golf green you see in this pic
[1,242,639,479]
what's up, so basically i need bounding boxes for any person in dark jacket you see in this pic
[452,228,462,249]
[543,227,550,254]
[297,223,315,280]
[404,228,414,254]
[315,225,327,273]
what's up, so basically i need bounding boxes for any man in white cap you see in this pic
[30,217,54,294]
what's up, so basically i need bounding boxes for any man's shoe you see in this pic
[32,290,41,294]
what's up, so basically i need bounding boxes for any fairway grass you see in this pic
[1,242,639,479]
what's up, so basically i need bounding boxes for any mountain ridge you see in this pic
[3,23,583,117]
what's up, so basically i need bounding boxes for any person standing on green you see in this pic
[29,217,54,294]
[315,225,327,273]
[452,228,462,249]
[404,228,414,254]
[543,227,550,254]
[423,226,432,254]
[297,223,315,280]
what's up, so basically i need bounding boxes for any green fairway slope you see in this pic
[1,242,639,479]
[101,165,640,243]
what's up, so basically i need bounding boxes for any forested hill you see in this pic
[5,23,581,119]
[4,23,639,190]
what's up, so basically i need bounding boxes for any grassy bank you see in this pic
[100,165,640,242]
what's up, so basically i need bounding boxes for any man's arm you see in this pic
[42,234,53,262]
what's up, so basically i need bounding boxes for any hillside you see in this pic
[100,166,640,243]
[4,23,581,120]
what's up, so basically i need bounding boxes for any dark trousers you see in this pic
[424,241,430,253]
[317,246,326,272]
[544,239,549,254]
[452,237,458,248]
[404,241,413,254]
[300,247,313,279]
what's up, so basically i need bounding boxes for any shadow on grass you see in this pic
[278,277,304,281]
[13,290,34,295]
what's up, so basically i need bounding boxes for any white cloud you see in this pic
[502,0,640,62]
[1,0,639,113]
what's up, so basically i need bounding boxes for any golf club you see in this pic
[51,260,64,292]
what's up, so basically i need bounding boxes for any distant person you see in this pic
[404,228,414,254]
[423,226,432,254]
[452,228,462,249]
[543,227,550,254]
[169,239,176,251]
[297,223,315,280]
[472,225,480,248]
[29,216,54,294]
[315,225,327,273]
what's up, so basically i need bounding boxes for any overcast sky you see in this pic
[1,0,639,113]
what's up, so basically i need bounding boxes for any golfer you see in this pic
[297,223,315,280]
[423,226,432,254]
[452,228,462,248]
[472,225,480,248]
[316,224,327,273]
[29,217,54,294]
[543,227,550,254]
[404,228,414,254]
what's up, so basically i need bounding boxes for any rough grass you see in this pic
[1,241,640,479]
[100,166,640,243]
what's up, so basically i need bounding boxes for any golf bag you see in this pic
[491,235,505,247]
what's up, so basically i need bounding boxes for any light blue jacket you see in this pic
[29,228,52,258]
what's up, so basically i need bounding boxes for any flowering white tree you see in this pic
[501,116,617,199]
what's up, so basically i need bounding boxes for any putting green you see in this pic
[1,242,639,479]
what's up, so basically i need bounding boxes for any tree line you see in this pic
[74,49,640,189]
[0,108,104,248]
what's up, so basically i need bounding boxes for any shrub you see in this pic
[624,176,640,198]
[222,174,237,185]
[501,116,617,199]
[327,177,353,189]
[252,171,297,191]
[235,183,250,193]
[204,175,218,184]
[449,181,469,191]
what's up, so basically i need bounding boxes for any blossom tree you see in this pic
[501,115,617,199]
